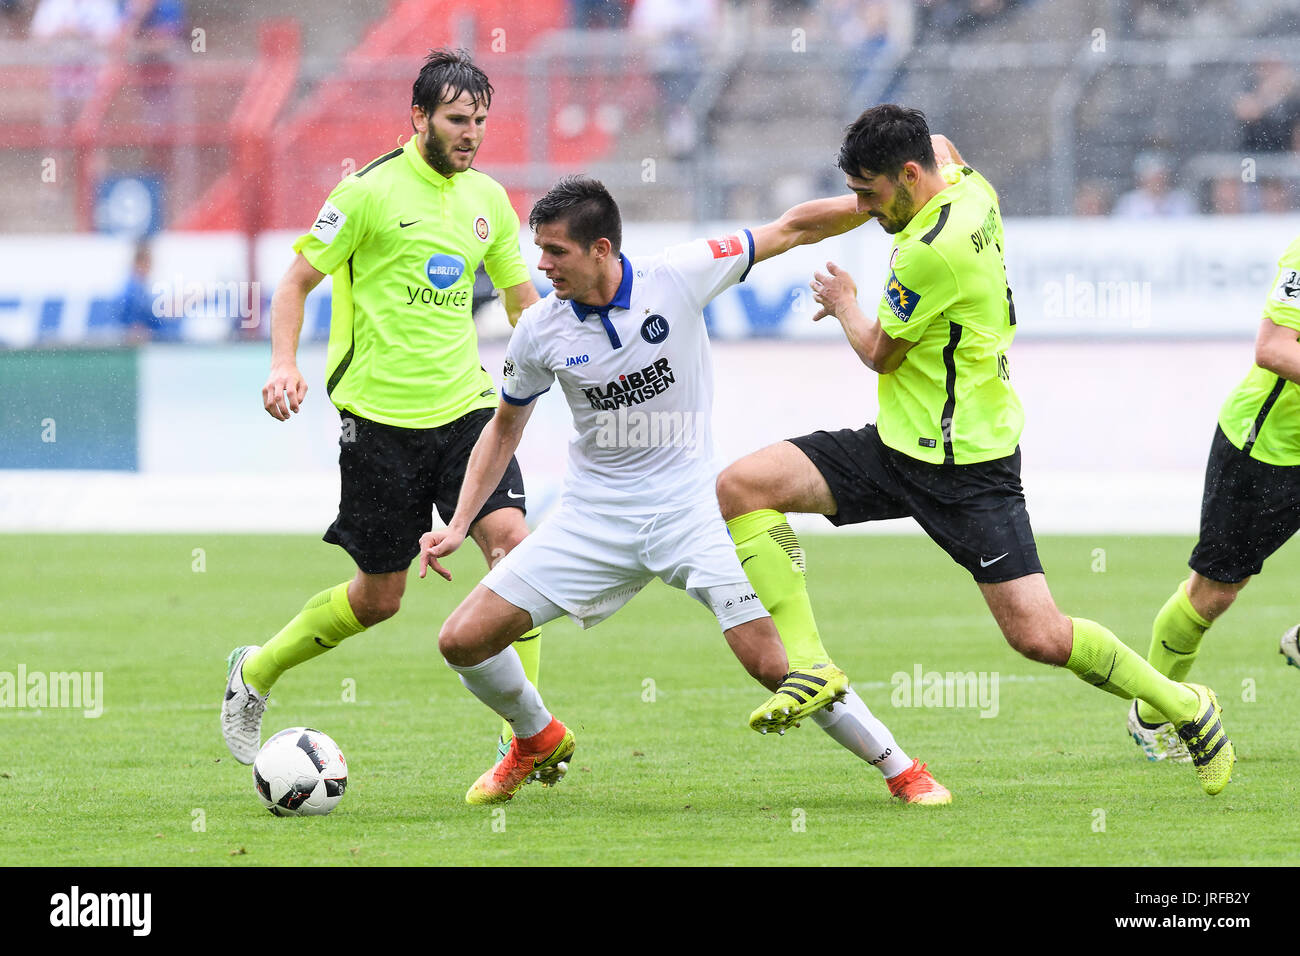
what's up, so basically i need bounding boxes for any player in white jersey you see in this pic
[420,176,930,805]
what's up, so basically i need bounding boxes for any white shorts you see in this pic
[481,495,769,631]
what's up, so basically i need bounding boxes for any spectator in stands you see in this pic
[1259,178,1296,214]
[125,0,185,76]
[1113,151,1196,218]
[631,0,720,158]
[1124,0,1198,36]
[123,0,186,180]
[826,0,906,104]
[915,0,1018,35]
[115,240,176,343]
[1234,58,1299,153]
[1,0,24,40]
[29,0,123,123]
[570,0,628,28]
[1208,175,1244,215]
[1073,178,1113,216]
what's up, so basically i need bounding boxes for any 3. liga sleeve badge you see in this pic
[1272,268,1300,304]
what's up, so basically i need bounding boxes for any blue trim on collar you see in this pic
[598,315,622,349]
[569,253,633,350]
[609,252,633,309]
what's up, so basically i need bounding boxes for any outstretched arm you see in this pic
[748,195,872,264]
[419,399,535,580]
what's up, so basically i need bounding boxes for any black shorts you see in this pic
[323,407,526,575]
[1189,425,1300,584]
[788,423,1042,583]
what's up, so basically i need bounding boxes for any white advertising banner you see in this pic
[4,215,1298,347]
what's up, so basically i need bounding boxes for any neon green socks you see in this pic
[726,509,830,670]
[1136,581,1211,724]
[242,582,365,695]
[1066,616,1198,723]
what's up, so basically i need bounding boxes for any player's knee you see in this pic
[489,526,528,560]
[475,513,529,567]
[716,464,761,520]
[438,614,477,666]
[1013,637,1058,665]
[1005,618,1071,666]
[1188,574,1246,622]
[353,593,401,627]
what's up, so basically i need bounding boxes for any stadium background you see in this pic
[3,0,1300,881]
[2,0,1299,534]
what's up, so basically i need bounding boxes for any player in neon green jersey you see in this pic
[1129,234,1300,762]
[722,105,1234,796]
[222,50,550,779]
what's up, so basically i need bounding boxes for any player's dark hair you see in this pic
[838,104,937,179]
[529,176,622,254]
[411,48,493,114]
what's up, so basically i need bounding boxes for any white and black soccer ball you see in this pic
[252,727,347,817]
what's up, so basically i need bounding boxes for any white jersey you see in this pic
[502,230,755,514]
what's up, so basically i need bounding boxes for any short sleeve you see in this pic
[662,230,755,309]
[483,187,530,291]
[500,315,554,406]
[876,241,960,342]
[292,176,371,276]
[1264,249,1300,334]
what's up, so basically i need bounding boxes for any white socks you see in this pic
[447,647,551,740]
[452,653,912,778]
[812,688,912,778]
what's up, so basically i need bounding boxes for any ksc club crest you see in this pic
[640,314,669,343]
[474,216,490,242]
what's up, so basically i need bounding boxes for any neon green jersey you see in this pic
[293,136,531,429]
[1217,235,1300,466]
[874,165,1023,465]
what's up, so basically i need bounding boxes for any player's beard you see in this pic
[422,131,476,178]
[880,183,916,234]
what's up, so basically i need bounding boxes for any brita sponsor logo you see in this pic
[425,253,465,289]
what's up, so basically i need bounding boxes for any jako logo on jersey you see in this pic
[640,314,669,344]
[565,354,590,367]
[425,253,465,289]
[707,235,744,259]
[581,357,675,410]
[885,271,921,322]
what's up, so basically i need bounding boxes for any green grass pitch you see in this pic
[2,532,1297,867]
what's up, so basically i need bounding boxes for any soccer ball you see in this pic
[252,727,348,817]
